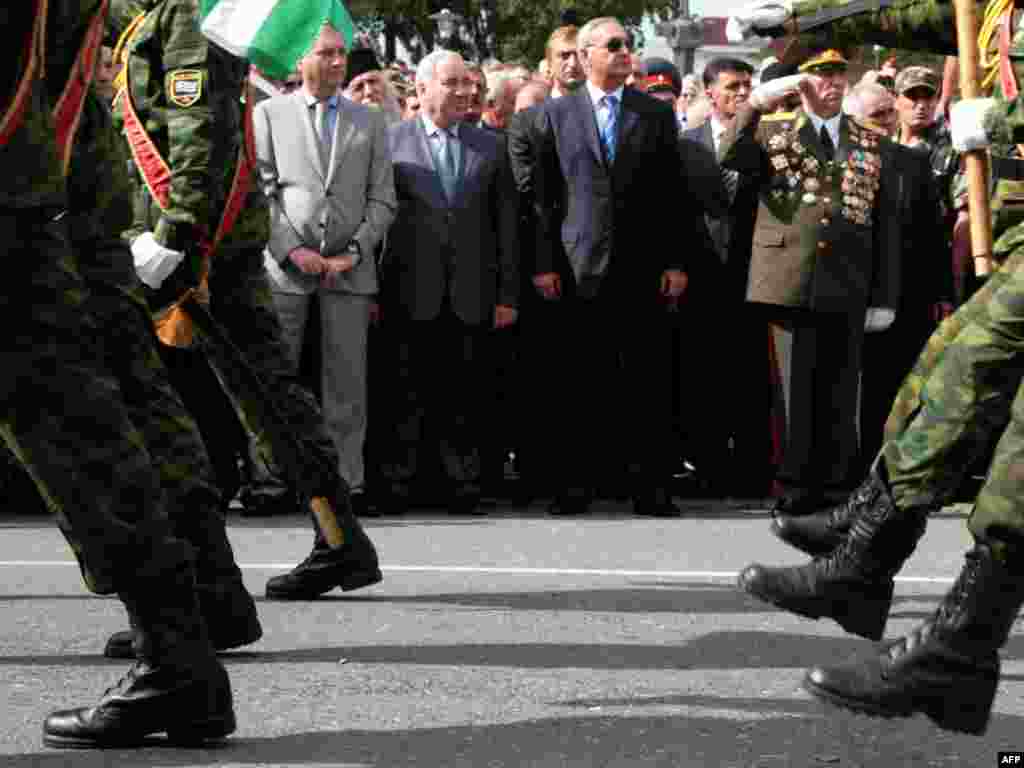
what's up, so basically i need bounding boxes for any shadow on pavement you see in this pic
[0,705,1014,768]
[0,631,871,671]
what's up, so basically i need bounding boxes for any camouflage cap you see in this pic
[894,65,938,95]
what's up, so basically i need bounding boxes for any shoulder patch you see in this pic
[166,70,204,108]
[762,111,796,122]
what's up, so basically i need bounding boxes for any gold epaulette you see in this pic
[762,111,797,122]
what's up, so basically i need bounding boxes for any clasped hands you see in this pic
[288,245,356,287]
[532,270,688,301]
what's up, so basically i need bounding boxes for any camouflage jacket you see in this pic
[109,0,267,253]
[0,4,68,208]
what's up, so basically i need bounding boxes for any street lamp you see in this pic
[655,15,706,75]
[429,8,465,51]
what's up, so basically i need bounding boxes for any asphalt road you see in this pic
[0,502,1018,767]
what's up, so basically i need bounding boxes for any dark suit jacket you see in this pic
[684,120,760,301]
[533,86,706,300]
[382,117,519,325]
[507,105,544,277]
[881,141,953,319]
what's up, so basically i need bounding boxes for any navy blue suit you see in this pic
[531,86,714,508]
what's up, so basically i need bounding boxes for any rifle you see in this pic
[181,294,346,548]
[954,0,996,276]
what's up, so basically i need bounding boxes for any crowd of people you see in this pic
[3,15,986,531]
[231,33,971,523]
[5,0,1024,749]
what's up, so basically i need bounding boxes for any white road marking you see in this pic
[0,561,956,583]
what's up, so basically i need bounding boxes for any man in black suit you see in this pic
[380,50,519,515]
[681,57,774,498]
[532,16,705,516]
[844,81,953,471]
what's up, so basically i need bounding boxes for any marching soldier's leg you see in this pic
[739,262,1024,640]
[81,243,261,660]
[802,379,1024,736]
[0,211,233,748]
[773,250,1024,556]
[208,247,381,599]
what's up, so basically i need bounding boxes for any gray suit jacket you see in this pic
[382,116,519,325]
[254,91,396,295]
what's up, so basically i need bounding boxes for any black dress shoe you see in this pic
[449,485,486,515]
[43,660,235,749]
[633,495,684,517]
[548,494,590,516]
[266,547,382,599]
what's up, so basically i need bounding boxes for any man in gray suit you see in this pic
[254,22,396,517]
[380,50,519,515]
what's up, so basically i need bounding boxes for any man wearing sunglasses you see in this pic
[531,16,711,517]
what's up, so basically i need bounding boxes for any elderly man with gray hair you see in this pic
[378,50,520,515]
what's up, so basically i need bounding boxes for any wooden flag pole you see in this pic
[954,0,996,276]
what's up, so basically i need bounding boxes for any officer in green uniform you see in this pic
[1,0,235,747]
[108,0,382,600]
[717,48,901,517]
[725,0,1024,736]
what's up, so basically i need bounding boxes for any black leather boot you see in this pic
[771,472,881,556]
[44,558,236,748]
[266,490,382,599]
[103,579,262,659]
[804,542,1024,735]
[738,465,931,640]
[104,503,262,659]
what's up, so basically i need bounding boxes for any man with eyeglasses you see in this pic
[531,16,708,517]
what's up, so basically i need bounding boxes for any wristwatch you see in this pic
[345,240,362,264]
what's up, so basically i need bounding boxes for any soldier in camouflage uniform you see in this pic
[71,27,263,660]
[725,0,1024,735]
[108,0,382,600]
[1,0,236,747]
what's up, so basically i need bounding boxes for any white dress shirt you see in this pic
[807,111,841,152]
[585,80,624,139]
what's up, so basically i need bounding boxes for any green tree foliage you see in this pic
[353,0,678,64]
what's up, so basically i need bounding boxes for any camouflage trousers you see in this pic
[880,245,1024,557]
[170,245,342,511]
[0,209,189,594]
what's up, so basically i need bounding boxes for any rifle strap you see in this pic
[0,0,48,148]
[52,0,108,175]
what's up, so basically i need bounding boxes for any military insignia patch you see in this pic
[167,70,203,107]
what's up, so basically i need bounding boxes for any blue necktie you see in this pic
[436,129,458,201]
[601,93,619,163]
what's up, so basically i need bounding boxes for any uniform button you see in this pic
[820,218,830,225]
[817,241,828,250]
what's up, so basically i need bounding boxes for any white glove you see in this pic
[950,97,997,152]
[726,0,793,42]
[748,73,808,111]
[131,231,185,290]
[864,307,896,332]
